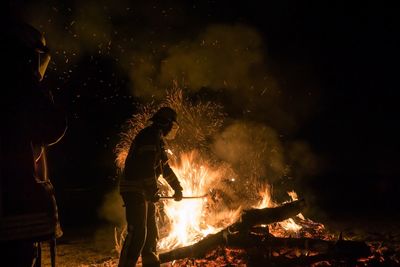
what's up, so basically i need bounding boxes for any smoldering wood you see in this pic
[159,229,228,263]
[231,199,306,232]
[227,232,332,251]
[244,237,371,266]
[247,253,360,267]
[159,199,371,264]
[229,233,370,258]
[160,231,371,264]
[159,200,306,263]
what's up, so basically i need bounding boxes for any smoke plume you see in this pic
[18,0,322,221]
[97,189,126,226]
[212,121,286,185]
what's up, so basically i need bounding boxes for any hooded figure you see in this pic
[118,107,183,267]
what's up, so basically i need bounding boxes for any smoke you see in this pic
[159,24,265,91]
[128,25,283,116]
[21,1,317,132]
[286,141,320,182]
[124,23,316,133]
[18,0,322,221]
[211,121,288,203]
[105,23,270,100]
[284,140,324,217]
[21,0,127,80]
[71,2,113,51]
[211,120,324,205]
[97,189,126,226]
[212,121,286,184]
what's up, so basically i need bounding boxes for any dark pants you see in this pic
[118,193,159,267]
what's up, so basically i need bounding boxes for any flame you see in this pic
[157,151,241,251]
[252,187,332,239]
[253,186,303,236]
[115,151,332,254]
[113,88,341,264]
[155,151,331,252]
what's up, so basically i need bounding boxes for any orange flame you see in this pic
[253,186,303,236]
[155,151,331,251]
[157,151,241,251]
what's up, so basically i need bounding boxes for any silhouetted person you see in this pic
[118,107,183,267]
[0,17,67,266]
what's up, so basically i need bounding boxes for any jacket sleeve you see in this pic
[160,143,183,192]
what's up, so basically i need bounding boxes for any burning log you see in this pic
[160,199,306,263]
[160,229,371,265]
[232,199,306,232]
[243,235,371,266]
[159,228,229,263]
[229,233,371,258]
[159,199,371,264]
[228,233,332,251]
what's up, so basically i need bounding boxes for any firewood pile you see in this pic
[157,200,400,266]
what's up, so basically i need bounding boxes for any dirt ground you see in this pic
[41,224,119,267]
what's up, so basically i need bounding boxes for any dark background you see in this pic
[5,1,400,229]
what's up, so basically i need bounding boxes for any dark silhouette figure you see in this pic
[118,107,183,267]
[0,17,67,266]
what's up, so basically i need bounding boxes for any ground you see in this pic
[41,224,118,267]
[41,219,400,267]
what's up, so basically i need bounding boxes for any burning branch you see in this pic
[232,199,306,232]
[112,88,375,266]
[160,199,307,263]
[159,199,371,265]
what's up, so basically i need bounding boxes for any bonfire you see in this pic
[110,87,398,266]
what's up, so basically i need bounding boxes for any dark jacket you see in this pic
[0,78,67,241]
[120,124,182,197]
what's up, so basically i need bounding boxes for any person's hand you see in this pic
[173,190,183,201]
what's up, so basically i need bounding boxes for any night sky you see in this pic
[5,1,399,228]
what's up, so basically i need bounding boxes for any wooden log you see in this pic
[232,199,306,232]
[161,231,371,264]
[159,229,229,263]
[245,238,371,266]
[227,232,332,252]
[159,199,371,264]
[228,232,370,259]
[159,200,306,263]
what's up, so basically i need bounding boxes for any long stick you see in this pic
[159,195,207,200]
